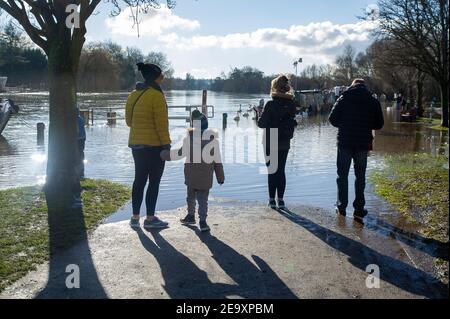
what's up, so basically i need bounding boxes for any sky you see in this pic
[85,0,379,78]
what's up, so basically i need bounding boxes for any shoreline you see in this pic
[1,204,448,299]
[370,153,449,283]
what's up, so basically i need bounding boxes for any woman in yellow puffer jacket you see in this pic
[126,63,171,229]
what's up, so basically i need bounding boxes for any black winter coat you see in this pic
[258,96,297,151]
[329,85,384,151]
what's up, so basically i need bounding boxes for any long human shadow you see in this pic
[36,205,107,299]
[188,226,298,299]
[274,208,448,299]
[135,228,234,298]
[362,215,449,261]
[136,228,297,299]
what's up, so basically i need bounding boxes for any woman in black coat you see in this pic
[258,75,297,209]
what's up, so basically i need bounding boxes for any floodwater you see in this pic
[1,90,447,212]
[1,90,449,285]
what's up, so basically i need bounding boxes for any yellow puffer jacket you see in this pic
[125,87,171,146]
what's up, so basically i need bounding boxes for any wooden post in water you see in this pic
[222,113,228,129]
[80,109,90,126]
[107,108,116,125]
[37,122,45,145]
[202,90,208,117]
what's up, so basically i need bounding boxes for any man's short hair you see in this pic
[351,79,365,86]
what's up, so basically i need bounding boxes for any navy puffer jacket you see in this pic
[329,84,384,151]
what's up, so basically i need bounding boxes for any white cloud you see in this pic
[175,67,222,79]
[105,5,200,36]
[158,20,378,63]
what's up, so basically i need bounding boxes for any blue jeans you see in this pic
[336,147,368,212]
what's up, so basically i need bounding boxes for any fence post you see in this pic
[80,109,90,126]
[107,108,116,125]
[202,90,208,117]
[37,122,45,145]
[222,113,228,129]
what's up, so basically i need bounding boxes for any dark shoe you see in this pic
[268,200,277,209]
[180,214,196,225]
[277,199,286,210]
[129,217,140,229]
[199,221,210,232]
[143,217,169,229]
[354,209,368,220]
[335,207,347,216]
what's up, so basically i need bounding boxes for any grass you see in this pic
[417,117,441,125]
[0,179,130,292]
[370,154,449,281]
[429,125,449,132]
[416,117,449,131]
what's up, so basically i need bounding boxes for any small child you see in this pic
[161,110,224,232]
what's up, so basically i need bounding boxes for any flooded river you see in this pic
[0,90,448,218]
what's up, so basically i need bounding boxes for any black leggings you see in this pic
[266,150,289,199]
[132,147,165,216]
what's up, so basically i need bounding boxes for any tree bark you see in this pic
[44,40,80,212]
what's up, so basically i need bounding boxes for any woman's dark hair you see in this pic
[136,62,162,83]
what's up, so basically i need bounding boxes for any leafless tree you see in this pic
[334,45,358,85]
[0,0,176,212]
[375,0,449,126]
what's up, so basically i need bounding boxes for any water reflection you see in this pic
[0,91,448,216]
[0,135,15,156]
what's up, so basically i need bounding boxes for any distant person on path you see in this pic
[126,63,171,229]
[76,107,86,179]
[161,110,225,232]
[258,75,297,210]
[329,79,384,220]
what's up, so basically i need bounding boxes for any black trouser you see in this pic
[132,147,166,216]
[336,147,368,212]
[266,149,289,199]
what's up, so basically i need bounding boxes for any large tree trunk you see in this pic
[44,41,80,212]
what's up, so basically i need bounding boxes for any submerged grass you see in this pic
[416,118,449,131]
[0,179,130,292]
[370,153,449,281]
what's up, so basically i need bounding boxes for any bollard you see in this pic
[107,108,117,125]
[80,109,90,125]
[37,122,45,145]
[222,113,228,129]
[91,108,94,126]
[202,90,208,117]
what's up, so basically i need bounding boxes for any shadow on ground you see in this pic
[135,227,298,299]
[363,215,449,261]
[36,206,107,299]
[275,208,449,299]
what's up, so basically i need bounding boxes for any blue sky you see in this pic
[86,0,378,78]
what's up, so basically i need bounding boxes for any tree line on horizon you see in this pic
[0,0,446,236]
[0,16,444,118]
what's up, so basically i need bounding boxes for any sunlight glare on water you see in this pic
[0,91,448,219]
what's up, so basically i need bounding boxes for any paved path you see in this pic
[1,204,447,299]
